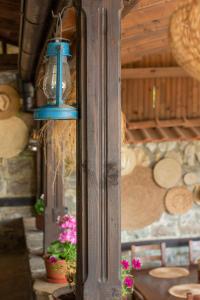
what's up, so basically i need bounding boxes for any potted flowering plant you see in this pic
[121,258,141,300]
[45,214,76,284]
[34,194,45,230]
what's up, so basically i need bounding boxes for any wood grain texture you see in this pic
[121,0,180,63]
[44,124,65,251]
[0,0,20,45]
[76,0,122,299]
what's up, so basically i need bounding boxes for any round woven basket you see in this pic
[121,166,165,230]
[165,187,193,215]
[153,158,182,189]
[170,0,200,81]
[0,116,29,158]
[0,85,21,119]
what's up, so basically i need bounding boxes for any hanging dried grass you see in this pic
[39,119,76,176]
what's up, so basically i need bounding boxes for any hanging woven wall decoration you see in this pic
[165,187,193,215]
[170,0,200,81]
[121,166,165,230]
[0,85,21,119]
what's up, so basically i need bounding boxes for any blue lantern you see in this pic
[34,38,78,120]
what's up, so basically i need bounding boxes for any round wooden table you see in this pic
[134,266,198,300]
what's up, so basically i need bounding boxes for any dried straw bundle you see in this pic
[170,0,200,81]
[39,120,76,175]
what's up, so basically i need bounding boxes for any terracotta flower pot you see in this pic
[45,258,67,284]
[52,287,75,300]
[36,214,44,231]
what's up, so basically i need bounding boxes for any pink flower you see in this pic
[132,258,141,270]
[124,276,134,288]
[66,229,77,244]
[59,229,77,244]
[48,256,57,263]
[121,259,129,270]
[58,215,76,230]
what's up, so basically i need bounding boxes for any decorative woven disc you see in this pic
[153,158,182,189]
[184,172,198,185]
[169,284,200,299]
[0,116,29,158]
[0,85,21,119]
[165,187,193,215]
[193,185,200,205]
[149,267,189,279]
[121,146,136,176]
[121,166,165,230]
[170,0,200,82]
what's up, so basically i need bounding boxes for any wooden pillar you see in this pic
[76,0,123,299]
[44,124,65,251]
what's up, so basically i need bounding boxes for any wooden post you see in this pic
[44,124,65,251]
[76,0,123,299]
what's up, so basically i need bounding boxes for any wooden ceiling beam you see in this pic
[0,34,18,46]
[122,0,135,18]
[122,34,169,64]
[122,17,169,41]
[122,0,179,28]
[62,7,76,39]
[0,54,18,71]
[121,0,180,63]
[127,119,200,130]
[122,67,189,79]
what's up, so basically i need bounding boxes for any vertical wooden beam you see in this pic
[77,0,123,299]
[44,123,65,251]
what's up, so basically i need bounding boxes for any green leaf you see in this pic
[34,198,45,215]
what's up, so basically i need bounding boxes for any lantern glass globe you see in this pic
[43,56,71,102]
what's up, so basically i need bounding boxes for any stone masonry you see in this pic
[121,140,200,266]
[0,150,36,220]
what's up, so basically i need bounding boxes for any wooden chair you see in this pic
[189,240,200,264]
[132,289,145,300]
[131,242,166,268]
[187,293,200,300]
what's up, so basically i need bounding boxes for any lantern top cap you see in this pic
[46,38,71,57]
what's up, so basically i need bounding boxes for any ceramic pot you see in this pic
[52,287,75,300]
[45,258,67,284]
[36,214,44,230]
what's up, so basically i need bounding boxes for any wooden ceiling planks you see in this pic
[0,0,20,45]
[59,0,181,64]
[122,74,200,123]
[122,50,200,144]
[121,0,180,64]
[62,8,76,40]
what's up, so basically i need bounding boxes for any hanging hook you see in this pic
[52,0,74,39]
[152,85,157,109]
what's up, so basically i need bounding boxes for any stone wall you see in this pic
[121,140,200,266]
[64,171,76,216]
[0,72,36,221]
[0,150,36,220]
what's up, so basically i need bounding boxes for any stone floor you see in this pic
[0,219,33,300]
